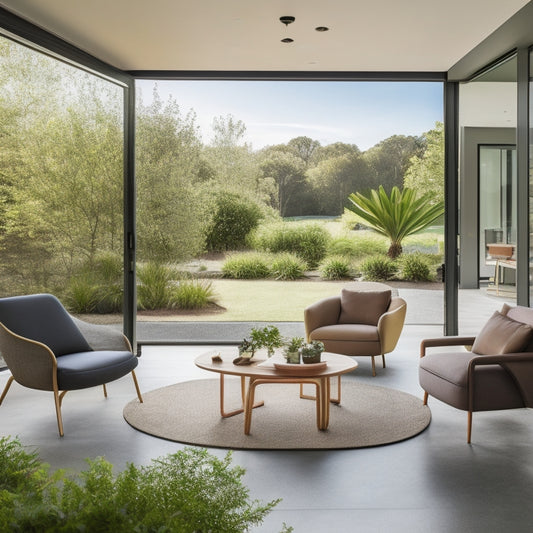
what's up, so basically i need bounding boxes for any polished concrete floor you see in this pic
[1,291,532,532]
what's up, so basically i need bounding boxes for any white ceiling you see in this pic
[0,0,530,72]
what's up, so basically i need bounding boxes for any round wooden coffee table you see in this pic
[195,350,358,434]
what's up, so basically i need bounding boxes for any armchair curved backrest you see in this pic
[0,293,142,436]
[0,294,91,355]
[419,303,533,443]
[304,289,407,376]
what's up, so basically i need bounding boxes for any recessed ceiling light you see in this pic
[315,26,329,32]
[281,38,294,43]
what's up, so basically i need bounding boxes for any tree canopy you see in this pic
[403,122,444,203]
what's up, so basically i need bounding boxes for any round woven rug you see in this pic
[123,378,431,450]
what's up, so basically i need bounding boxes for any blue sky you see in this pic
[137,80,443,151]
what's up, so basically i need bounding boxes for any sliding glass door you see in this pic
[479,145,517,283]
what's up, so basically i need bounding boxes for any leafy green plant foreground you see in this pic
[0,436,289,533]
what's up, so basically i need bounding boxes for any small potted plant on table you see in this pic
[300,340,325,364]
[283,336,304,364]
[238,338,256,359]
[250,325,283,357]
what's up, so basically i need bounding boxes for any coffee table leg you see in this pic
[219,374,264,418]
[300,376,341,405]
[330,375,341,405]
[323,377,331,429]
[244,377,257,435]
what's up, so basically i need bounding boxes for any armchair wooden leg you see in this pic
[382,354,386,368]
[58,390,68,407]
[423,391,428,405]
[0,376,14,405]
[467,411,472,444]
[103,383,108,398]
[131,370,143,403]
[53,388,64,437]
[371,356,376,376]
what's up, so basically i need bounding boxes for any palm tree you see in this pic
[347,186,444,259]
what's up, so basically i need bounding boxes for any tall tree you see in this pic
[136,89,206,262]
[259,150,307,216]
[306,153,371,215]
[286,136,321,167]
[313,142,360,162]
[203,114,263,199]
[403,122,444,203]
[363,135,425,192]
[0,38,126,289]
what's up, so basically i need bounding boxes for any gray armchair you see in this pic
[0,293,143,436]
[419,304,533,443]
[304,289,407,376]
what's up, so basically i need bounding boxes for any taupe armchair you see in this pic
[304,289,407,376]
[419,304,533,443]
[0,293,143,436]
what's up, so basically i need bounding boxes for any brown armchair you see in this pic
[419,304,533,443]
[304,289,407,376]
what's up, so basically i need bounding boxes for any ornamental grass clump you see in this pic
[170,277,215,309]
[269,252,307,280]
[66,251,123,313]
[137,261,179,310]
[222,252,270,279]
[250,222,330,269]
[320,255,353,280]
[360,255,398,281]
[398,252,433,282]
[328,234,388,258]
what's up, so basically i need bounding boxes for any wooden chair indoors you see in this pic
[0,293,143,436]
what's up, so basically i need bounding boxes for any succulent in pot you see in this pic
[300,340,325,364]
[283,336,304,364]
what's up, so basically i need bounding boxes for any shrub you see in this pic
[205,192,263,252]
[327,236,359,257]
[170,278,215,309]
[66,277,100,313]
[0,436,286,532]
[66,252,123,313]
[399,253,433,282]
[269,253,307,280]
[250,222,330,268]
[222,252,270,279]
[320,255,353,280]
[360,255,397,281]
[328,234,388,259]
[137,262,178,310]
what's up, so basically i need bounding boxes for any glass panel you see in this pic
[479,146,517,291]
[135,80,444,340]
[0,36,124,326]
[458,55,517,334]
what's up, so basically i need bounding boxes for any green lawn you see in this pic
[155,279,353,322]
